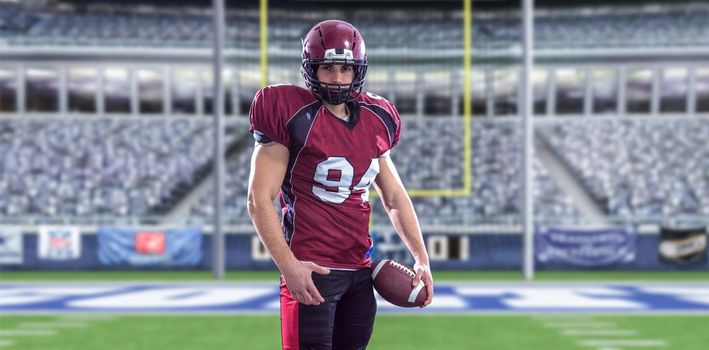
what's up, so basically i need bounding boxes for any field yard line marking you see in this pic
[533,315,600,320]
[535,317,602,323]
[536,318,601,323]
[0,329,56,336]
[544,322,617,328]
[579,339,668,347]
[19,322,88,328]
[561,329,638,336]
[53,315,117,321]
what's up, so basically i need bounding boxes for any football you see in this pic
[371,259,427,308]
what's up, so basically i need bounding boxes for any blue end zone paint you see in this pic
[2,283,709,314]
[618,286,709,310]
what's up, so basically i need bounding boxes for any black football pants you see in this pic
[280,269,377,350]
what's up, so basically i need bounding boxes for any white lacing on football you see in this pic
[389,260,415,278]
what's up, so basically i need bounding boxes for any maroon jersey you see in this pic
[249,84,401,269]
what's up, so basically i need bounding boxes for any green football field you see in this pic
[1,314,708,350]
[2,270,708,349]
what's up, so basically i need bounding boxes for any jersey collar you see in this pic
[329,100,360,130]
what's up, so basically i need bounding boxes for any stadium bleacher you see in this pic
[0,2,38,34]
[0,119,213,218]
[189,120,578,226]
[545,119,709,218]
[2,2,709,49]
[2,116,705,224]
[1,1,708,227]
[5,116,704,224]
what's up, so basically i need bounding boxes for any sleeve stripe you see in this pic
[253,130,273,144]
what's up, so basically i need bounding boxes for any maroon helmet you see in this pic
[301,20,368,105]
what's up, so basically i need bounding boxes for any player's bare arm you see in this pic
[373,154,434,307]
[246,142,330,306]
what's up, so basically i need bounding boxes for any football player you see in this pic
[247,19,433,350]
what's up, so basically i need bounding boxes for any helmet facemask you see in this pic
[301,48,368,105]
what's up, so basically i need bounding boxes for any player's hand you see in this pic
[413,261,433,307]
[283,260,330,306]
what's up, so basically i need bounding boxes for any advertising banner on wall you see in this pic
[658,226,707,265]
[536,226,636,267]
[370,230,414,266]
[0,228,23,264]
[38,226,81,261]
[98,227,202,267]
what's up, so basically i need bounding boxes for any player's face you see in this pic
[316,64,354,85]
